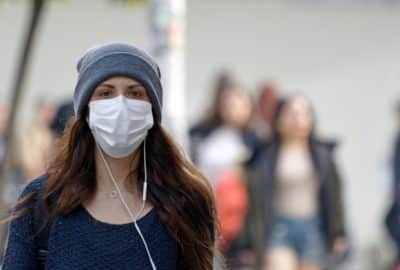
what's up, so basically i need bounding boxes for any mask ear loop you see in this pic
[96,138,156,270]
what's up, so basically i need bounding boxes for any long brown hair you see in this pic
[16,107,217,269]
[196,71,234,132]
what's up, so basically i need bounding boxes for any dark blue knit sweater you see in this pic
[2,177,182,270]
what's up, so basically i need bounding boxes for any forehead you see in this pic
[223,88,249,101]
[286,97,310,111]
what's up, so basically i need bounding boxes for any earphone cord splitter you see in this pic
[97,140,157,270]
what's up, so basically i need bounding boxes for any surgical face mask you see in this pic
[88,96,154,158]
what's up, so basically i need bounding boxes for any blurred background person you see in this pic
[241,95,349,270]
[385,101,400,270]
[17,99,55,182]
[189,71,259,184]
[189,72,259,268]
[255,81,280,140]
[0,103,24,204]
[189,71,235,164]
[49,100,74,138]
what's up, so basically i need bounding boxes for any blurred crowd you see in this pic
[188,71,400,270]
[0,71,400,270]
[189,71,348,270]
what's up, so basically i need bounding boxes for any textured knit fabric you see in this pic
[3,177,182,270]
[73,42,163,122]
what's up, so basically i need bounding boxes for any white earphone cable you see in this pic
[97,140,157,270]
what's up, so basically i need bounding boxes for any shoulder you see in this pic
[7,176,49,239]
[15,175,49,212]
[310,138,339,158]
[20,174,49,198]
[242,130,262,148]
[189,124,213,140]
[246,138,279,167]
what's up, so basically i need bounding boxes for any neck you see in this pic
[94,146,141,192]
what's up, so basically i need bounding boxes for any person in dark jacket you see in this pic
[241,95,348,270]
[385,102,400,270]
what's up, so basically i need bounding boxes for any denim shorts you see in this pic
[267,216,326,263]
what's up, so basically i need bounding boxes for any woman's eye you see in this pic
[128,90,143,98]
[99,89,112,98]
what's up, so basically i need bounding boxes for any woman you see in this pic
[190,74,257,184]
[3,43,216,270]
[189,74,258,268]
[385,101,400,270]
[242,96,348,270]
[189,71,235,164]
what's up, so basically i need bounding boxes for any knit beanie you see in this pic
[73,42,163,122]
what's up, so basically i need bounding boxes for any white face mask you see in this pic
[88,96,154,158]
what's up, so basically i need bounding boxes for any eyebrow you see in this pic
[127,84,145,90]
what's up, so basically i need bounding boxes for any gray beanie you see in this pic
[73,42,163,122]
